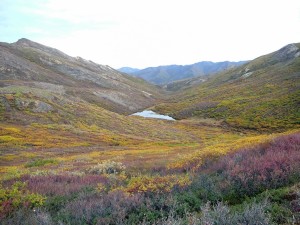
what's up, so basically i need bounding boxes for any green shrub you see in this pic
[268,203,293,224]
[44,196,69,214]
[0,208,54,225]
[0,181,46,218]
[199,201,272,225]
[25,159,58,168]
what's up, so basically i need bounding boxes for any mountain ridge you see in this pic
[119,60,248,85]
[1,39,300,224]
[0,38,162,114]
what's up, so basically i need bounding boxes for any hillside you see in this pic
[0,38,218,163]
[0,40,299,224]
[163,75,208,92]
[121,61,247,85]
[0,38,162,114]
[154,43,300,130]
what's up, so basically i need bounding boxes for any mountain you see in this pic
[154,43,300,130]
[123,61,247,85]
[0,38,209,150]
[1,39,300,224]
[0,38,161,115]
[118,67,140,73]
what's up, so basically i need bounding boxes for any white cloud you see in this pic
[3,0,300,68]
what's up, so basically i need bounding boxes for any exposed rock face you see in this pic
[14,98,53,112]
[271,44,300,62]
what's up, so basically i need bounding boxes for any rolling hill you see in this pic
[120,61,247,85]
[154,43,300,130]
[0,38,210,151]
[0,39,299,224]
[0,38,162,115]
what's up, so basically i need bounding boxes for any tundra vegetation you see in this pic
[0,40,299,224]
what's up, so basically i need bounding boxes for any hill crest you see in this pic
[0,38,162,114]
[119,60,247,85]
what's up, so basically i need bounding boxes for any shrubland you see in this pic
[1,131,299,224]
[0,40,299,224]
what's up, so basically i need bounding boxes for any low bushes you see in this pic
[214,133,300,201]
[87,160,126,175]
[0,181,45,219]
[1,133,299,224]
[198,201,272,225]
[124,175,191,194]
[6,174,108,196]
[25,159,58,168]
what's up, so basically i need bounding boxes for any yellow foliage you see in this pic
[0,154,18,161]
[3,127,21,133]
[0,135,21,143]
[167,130,299,171]
[96,183,107,193]
[123,175,191,194]
[0,166,29,181]
[0,181,46,215]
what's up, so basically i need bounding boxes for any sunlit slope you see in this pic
[154,43,300,130]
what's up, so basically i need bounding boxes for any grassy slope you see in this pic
[0,42,299,224]
[2,76,296,176]
[154,44,300,131]
[0,88,258,171]
[0,41,299,182]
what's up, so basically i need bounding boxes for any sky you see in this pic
[1,0,300,69]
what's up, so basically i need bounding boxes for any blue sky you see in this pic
[1,0,300,68]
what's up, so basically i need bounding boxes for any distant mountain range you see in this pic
[118,61,247,85]
[118,67,140,74]
[1,38,298,131]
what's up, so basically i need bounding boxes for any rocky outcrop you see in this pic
[271,43,300,62]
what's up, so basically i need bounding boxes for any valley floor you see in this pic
[1,117,295,175]
[1,38,299,224]
[1,116,299,224]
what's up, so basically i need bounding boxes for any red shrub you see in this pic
[61,191,145,224]
[4,174,108,196]
[215,133,300,195]
[0,200,14,219]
